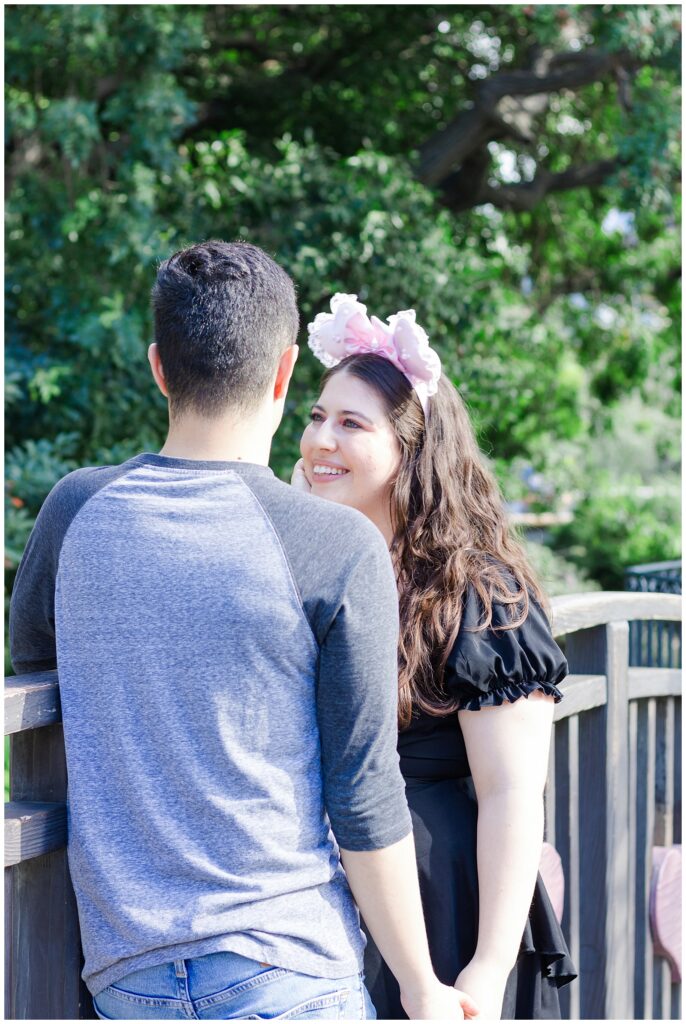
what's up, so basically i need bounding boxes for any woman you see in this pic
[293,294,577,1020]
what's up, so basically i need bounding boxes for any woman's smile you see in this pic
[311,460,350,481]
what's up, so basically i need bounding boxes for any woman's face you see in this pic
[300,370,401,533]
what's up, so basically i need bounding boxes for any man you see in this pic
[10,241,477,1020]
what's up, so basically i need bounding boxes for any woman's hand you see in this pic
[401,980,480,1021]
[290,458,312,493]
[455,959,508,1020]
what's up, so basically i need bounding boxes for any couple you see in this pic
[10,241,575,1021]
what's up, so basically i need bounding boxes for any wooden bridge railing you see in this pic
[4,591,682,1020]
[548,592,681,1021]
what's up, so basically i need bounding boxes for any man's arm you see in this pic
[340,838,478,1020]
[316,529,478,1020]
[10,491,64,675]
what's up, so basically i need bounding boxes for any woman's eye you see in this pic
[309,411,323,422]
[343,418,362,429]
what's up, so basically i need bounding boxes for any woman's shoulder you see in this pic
[444,572,568,711]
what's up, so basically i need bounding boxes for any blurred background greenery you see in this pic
[5,3,681,640]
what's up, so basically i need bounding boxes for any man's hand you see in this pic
[290,458,312,493]
[455,959,509,1021]
[401,980,480,1021]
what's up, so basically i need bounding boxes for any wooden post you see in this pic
[6,724,93,1019]
[654,698,677,1018]
[655,698,675,848]
[675,696,682,845]
[638,699,657,1018]
[554,715,581,1020]
[628,697,639,1018]
[566,621,630,1020]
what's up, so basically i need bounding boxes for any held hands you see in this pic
[454,959,508,1021]
[290,458,312,493]
[401,980,480,1021]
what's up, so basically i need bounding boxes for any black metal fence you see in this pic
[625,561,682,669]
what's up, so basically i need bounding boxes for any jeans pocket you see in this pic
[245,988,350,1019]
[93,985,187,1020]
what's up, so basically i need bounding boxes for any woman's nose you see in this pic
[316,419,337,450]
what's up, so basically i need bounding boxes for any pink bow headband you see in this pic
[306,294,441,416]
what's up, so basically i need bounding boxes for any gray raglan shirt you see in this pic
[9,453,412,997]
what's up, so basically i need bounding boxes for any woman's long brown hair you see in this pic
[322,354,546,729]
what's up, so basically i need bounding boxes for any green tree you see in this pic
[5,4,681,593]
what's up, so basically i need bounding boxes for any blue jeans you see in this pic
[92,950,377,1019]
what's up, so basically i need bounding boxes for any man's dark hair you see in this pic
[152,240,299,417]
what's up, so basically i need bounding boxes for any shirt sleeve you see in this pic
[10,479,71,674]
[445,585,568,711]
[316,530,412,852]
[10,465,123,675]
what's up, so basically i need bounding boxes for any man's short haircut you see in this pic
[151,240,299,417]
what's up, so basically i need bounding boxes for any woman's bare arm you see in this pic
[455,690,554,1019]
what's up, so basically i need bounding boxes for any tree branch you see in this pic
[418,47,640,187]
[441,157,621,213]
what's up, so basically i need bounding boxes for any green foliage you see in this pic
[549,475,681,590]
[4,3,681,600]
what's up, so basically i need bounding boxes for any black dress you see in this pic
[363,588,577,1020]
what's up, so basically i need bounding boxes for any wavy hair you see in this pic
[322,354,546,729]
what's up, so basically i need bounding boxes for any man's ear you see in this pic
[148,343,169,398]
[273,344,299,401]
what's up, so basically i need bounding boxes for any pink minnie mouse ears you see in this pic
[307,293,441,416]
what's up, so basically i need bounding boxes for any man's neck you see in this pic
[159,410,272,466]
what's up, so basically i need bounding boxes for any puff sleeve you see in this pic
[445,585,567,711]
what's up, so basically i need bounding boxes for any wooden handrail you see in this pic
[4,802,67,867]
[5,671,61,735]
[553,673,606,721]
[5,593,681,740]
[550,591,681,636]
[628,667,682,700]
[7,666,678,738]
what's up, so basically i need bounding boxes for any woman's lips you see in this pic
[310,463,349,483]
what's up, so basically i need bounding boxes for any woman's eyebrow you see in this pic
[312,403,373,425]
[342,409,373,425]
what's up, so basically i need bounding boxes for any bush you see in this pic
[549,474,681,589]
